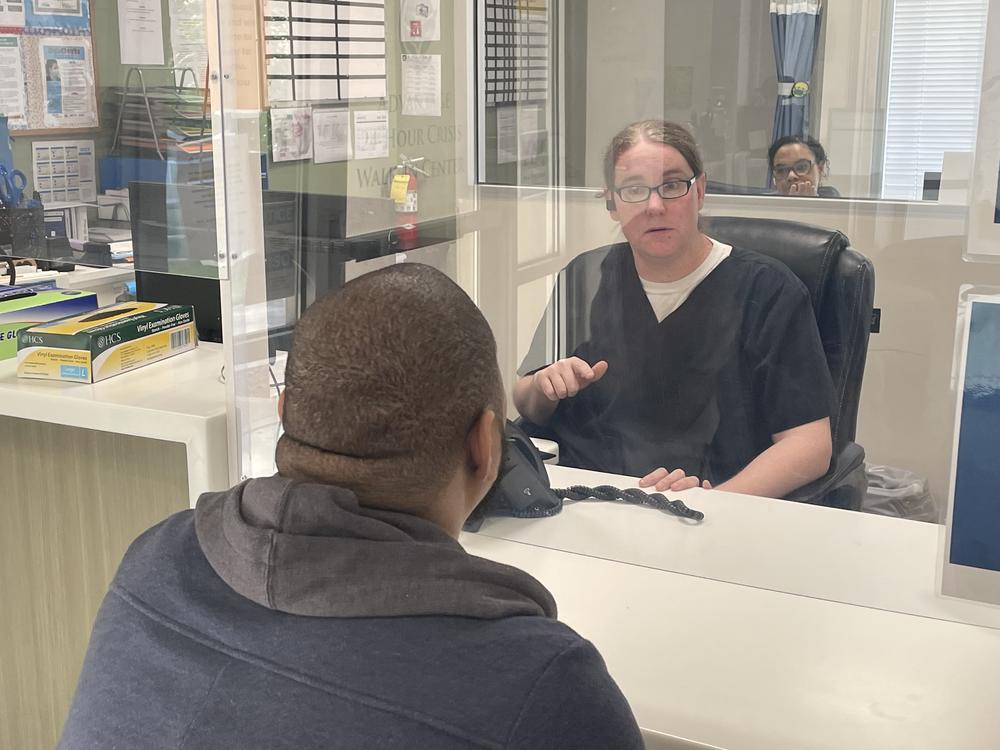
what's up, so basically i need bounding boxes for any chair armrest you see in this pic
[785,442,867,510]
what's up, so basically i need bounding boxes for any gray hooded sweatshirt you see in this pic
[59,476,644,749]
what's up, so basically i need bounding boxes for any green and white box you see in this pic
[17,301,198,383]
[0,289,98,360]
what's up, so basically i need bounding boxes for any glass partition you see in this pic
[475,0,991,202]
[214,0,479,481]
[211,0,1000,628]
[13,0,1000,746]
[0,4,221,372]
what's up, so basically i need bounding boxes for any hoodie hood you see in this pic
[194,475,557,620]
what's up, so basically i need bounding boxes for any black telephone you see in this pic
[464,420,563,532]
[463,421,705,532]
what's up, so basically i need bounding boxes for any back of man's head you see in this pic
[275,263,504,510]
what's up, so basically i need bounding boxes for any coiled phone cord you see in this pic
[555,485,705,522]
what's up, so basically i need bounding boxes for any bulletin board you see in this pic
[0,0,99,135]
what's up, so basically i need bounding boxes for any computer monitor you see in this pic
[942,295,1000,606]
[129,181,225,343]
[129,182,392,350]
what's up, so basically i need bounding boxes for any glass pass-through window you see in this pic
[460,0,1000,621]
[0,0,992,620]
[202,0,1000,622]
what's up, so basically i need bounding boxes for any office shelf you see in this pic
[108,67,213,184]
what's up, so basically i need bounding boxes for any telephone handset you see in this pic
[464,420,562,532]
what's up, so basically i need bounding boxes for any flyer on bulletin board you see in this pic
[39,36,97,129]
[25,0,90,33]
[0,0,26,28]
[0,36,26,129]
[32,139,95,203]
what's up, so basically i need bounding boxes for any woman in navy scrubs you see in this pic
[514,120,834,498]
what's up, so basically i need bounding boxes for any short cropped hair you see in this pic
[603,120,704,190]
[768,135,828,169]
[275,264,504,509]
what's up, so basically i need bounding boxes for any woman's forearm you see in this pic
[716,418,832,498]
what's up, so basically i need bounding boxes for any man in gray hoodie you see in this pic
[59,263,645,749]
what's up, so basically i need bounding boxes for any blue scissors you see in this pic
[0,165,28,207]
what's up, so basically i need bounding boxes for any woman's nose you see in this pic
[645,191,667,212]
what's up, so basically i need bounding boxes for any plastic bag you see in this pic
[863,464,939,523]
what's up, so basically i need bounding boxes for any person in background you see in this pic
[59,264,644,749]
[769,135,840,197]
[515,120,834,498]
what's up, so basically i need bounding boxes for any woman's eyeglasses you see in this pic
[773,159,815,179]
[613,174,699,203]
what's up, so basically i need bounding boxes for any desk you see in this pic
[0,342,228,503]
[462,467,1000,749]
[51,264,135,306]
[462,534,1000,750]
[0,344,229,749]
[10,263,135,306]
[475,465,1000,631]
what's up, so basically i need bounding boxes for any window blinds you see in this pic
[264,0,387,103]
[482,0,549,105]
[881,0,988,200]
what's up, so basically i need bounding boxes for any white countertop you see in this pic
[473,465,1000,630]
[463,464,1000,747]
[13,264,133,287]
[12,264,135,306]
[0,343,229,501]
[462,533,1000,750]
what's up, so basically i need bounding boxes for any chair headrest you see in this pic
[701,215,849,317]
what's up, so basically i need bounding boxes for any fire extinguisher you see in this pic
[389,154,428,251]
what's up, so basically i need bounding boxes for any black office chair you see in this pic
[701,215,875,510]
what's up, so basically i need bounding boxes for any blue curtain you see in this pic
[770,1,822,143]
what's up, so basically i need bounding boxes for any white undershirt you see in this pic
[640,238,732,322]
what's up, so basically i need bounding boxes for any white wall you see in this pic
[584,0,667,184]
[816,0,888,198]
[582,0,774,188]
